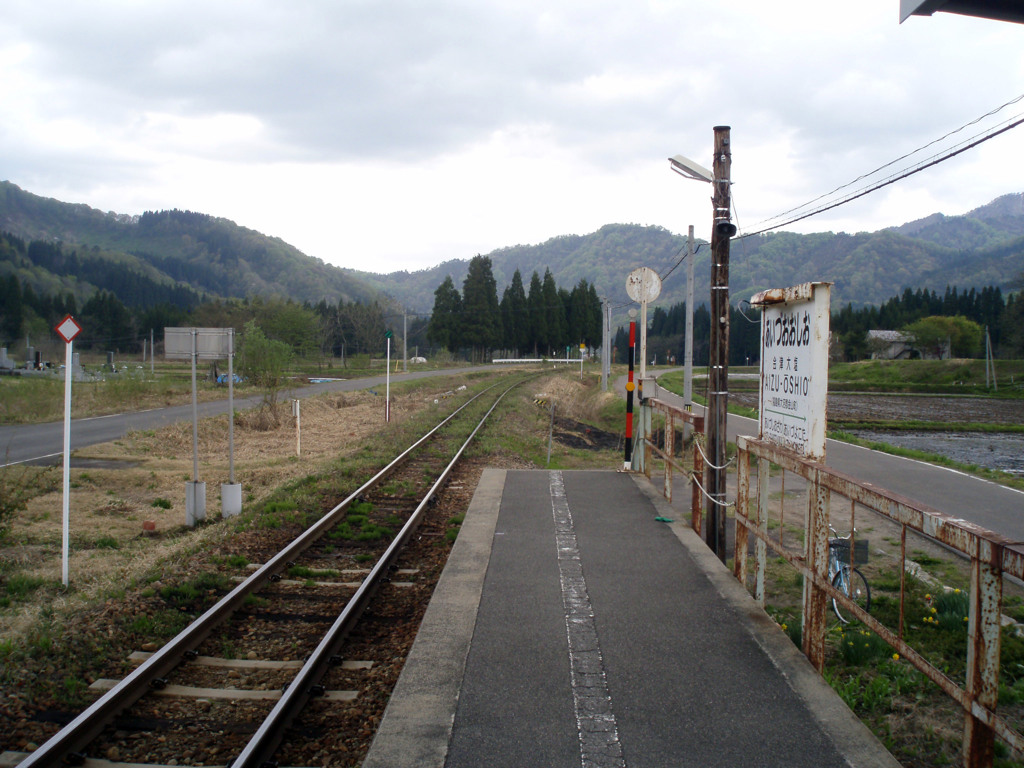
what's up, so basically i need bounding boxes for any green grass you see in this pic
[287,564,339,580]
[829,358,1024,395]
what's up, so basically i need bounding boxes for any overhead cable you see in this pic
[737,110,1024,240]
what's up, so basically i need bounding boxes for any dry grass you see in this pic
[0,386,437,642]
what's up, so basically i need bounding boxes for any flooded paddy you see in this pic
[846,429,1024,476]
[730,391,1024,474]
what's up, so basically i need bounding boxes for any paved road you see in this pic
[646,372,1024,545]
[0,367,492,467]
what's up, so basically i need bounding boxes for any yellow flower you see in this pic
[892,653,900,661]
[925,594,932,600]
[930,607,937,614]
[954,588,961,594]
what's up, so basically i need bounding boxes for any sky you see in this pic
[3,0,1023,275]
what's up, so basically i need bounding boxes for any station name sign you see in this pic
[750,282,831,461]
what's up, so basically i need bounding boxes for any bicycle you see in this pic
[828,525,871,624]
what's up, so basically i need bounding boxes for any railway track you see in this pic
[9,379,524,768]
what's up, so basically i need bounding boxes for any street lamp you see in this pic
[668,127,734,562]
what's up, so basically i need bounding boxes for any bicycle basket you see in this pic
[830,538,869,565]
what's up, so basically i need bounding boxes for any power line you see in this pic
[737,110,1024,240]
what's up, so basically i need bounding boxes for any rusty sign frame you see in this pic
[734,433,1023,768]
[638,398,705,534]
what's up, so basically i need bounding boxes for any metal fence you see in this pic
[637,398,704,533]
[734,433,1024,768]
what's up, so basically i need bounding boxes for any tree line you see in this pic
[426,256,603,361]
[615,281,1022,368]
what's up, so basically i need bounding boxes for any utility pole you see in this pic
[403,310,408,373]
[706,126,734,562]
[601,297,610,391]
[684,225,695,440]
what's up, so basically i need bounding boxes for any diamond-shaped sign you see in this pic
[55,315,83,344]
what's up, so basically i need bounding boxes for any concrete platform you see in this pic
[363,469,899,768]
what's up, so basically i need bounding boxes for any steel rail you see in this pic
[231,379,522,766]
[17,384,499,768]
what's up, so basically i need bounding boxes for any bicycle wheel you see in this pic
[831,567,871,624]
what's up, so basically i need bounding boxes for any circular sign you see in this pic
[625,267,662,303]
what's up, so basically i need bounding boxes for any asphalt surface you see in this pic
[364,469,899,768]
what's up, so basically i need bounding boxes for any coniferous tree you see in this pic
[500,268,528,355]
[527,271,547,356]
[461,255,501,361]
[541,269,565,355]
[427,275,462,353]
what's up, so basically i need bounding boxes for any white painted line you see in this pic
[549,471,625,768]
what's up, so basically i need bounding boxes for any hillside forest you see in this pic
[1,229,1022,369]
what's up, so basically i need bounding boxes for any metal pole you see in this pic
[684,225,695,440]
[228,329,235,485]
[602,299,610,392]
[150,329,154,377]
[403,311,408,373]
[706,126,733,561]
[623,311,637,469]
[61,339,73,587]
[385,337,391,422]
[191,329,199,483]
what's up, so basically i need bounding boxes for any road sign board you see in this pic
[55,315,83,344]
[165,328,234,360]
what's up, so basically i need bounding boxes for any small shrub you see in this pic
[838,628,890,665]
[151,497,173,509]
[95,535,120,550]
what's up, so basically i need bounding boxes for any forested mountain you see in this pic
[0,181,379,307]
[355,193,1024,321]
[3,178,1021,341]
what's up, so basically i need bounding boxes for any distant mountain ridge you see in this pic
[1,180,1021,324]
[356,192,1024,319]
[0,181,380,308]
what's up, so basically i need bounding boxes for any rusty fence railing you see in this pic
[637,398,704,533]
[734,433,1024,768]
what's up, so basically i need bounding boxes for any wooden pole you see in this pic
[706,126,733,561]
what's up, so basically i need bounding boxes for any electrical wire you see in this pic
[744,92,1024,232]
[660,242,704,284]
[737,110,1024,240]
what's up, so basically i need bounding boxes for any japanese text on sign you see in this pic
[753,283,831,461]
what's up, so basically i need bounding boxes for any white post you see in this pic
[191,329,199,482]
[61,339,73,587]
[294,399,301,456]
[228,329,235,483]
[684,225,695,439]
[186,328,206,526]
[385,336,391,422]
[221,328,242,518]
[150,329,155,377]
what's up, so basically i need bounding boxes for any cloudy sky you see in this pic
[3,1,1022,274]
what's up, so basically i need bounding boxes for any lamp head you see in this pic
[668,154,714,183]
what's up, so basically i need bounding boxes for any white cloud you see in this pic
[1,0,1022,275]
